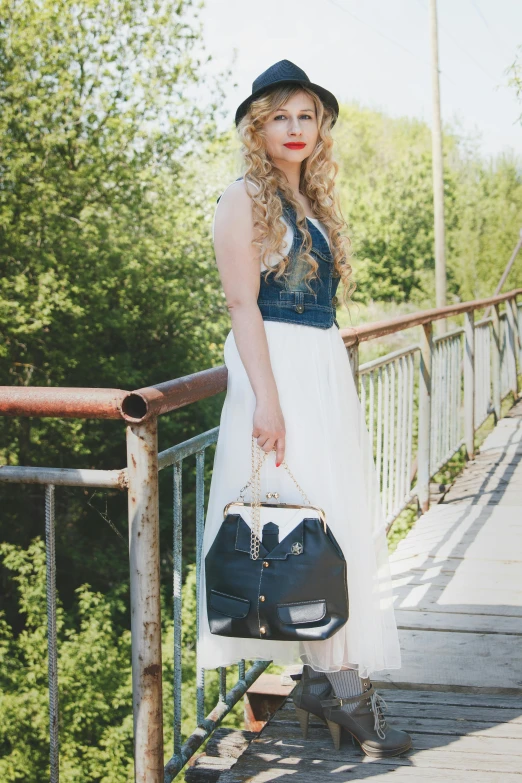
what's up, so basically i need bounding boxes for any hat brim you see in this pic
[235,79,339,127]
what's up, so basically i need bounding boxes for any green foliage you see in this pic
[0,543,240,780]
[0,538,134,780]
[449,152,522,301]
[333,104,522,305]
[0,0,231,607]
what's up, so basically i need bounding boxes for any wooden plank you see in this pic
[185,755,235,782]
[444,491,522,506]
[247,673,294,696]
[392,519,522,557]
[478,421,522,454]
[389,555,471,575]
[391,538,522,563]
[220,727,522,775]
[362,689,522,708]
[219,757,522,782]
[270,714,522,739]
[391,582,522,615]
[392,564,522,591]
[392,584,522,613]
[277,698,522,724]
[393,609,522,635]
[373,630,522,691]
[256,723,522,755]
[391,557,522,580]
[206,728,256,758]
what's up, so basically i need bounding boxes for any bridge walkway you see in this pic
[193,398,522,782]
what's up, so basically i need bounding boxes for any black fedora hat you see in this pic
[235,59,339,128]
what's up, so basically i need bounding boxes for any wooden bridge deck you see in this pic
[188,399,522,782]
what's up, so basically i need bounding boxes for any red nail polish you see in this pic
[276,462,280,467]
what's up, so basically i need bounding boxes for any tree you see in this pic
[0,541,239,781]
[332,103,522,305]
[0,0,231,607]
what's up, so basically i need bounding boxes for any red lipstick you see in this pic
[284,142,306,149]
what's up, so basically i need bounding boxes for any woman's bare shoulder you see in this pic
[217,177,260,209]
[213,179,259,241]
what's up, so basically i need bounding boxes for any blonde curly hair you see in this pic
[236,84,356,309]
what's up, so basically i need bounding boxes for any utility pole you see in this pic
[430,0,447,328]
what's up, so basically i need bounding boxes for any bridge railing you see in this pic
[0,289,520,782]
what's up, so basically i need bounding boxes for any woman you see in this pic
[198,60,411,757]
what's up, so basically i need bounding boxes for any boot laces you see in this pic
[367,689,388,740]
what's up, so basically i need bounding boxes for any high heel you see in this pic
[294,706,311,739]
[326,718,341,750]
[321,683,412,757]
[292,666,332,738]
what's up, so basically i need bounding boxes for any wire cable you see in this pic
[417,0,499,84]
[326,0,457,86]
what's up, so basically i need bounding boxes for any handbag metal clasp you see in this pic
[223,500,328,533]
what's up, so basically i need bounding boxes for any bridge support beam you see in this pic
[127,418,164,783]
[492,304,501,422]
[347,344,359,393]
[511,296,521,394]
[464,311,475,460]
[507,297,519,398]
[418,322,433,513]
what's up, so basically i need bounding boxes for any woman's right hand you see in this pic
[252,399,286,466]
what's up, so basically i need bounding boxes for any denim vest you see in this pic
[216,179,340,330]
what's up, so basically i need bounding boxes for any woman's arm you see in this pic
[213,180,286,464]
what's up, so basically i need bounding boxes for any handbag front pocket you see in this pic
[210,589,250,619]
[277,600,326,625]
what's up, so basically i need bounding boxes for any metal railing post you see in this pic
[45,484,60,783]
[418,322,433,513]
[464,311,475,459]
[491,304,501,421]
[512,296,522,372]
[507,296,520,398]
[126,417,164,783]
[348,344,359,397]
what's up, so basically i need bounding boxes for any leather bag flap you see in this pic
[277,600,326,625]
[210,590,250,619]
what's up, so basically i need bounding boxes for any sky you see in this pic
[200,0,521,160]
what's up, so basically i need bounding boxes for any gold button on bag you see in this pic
[332,295,338,306]
[296,304,304,313]
[259,595,266,602]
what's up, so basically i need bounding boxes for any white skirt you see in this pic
[197,320,402,677]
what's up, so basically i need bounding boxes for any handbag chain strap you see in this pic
[236,436,313,560]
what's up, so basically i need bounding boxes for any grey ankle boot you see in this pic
[321,681,412,758]
[292,666,332,739]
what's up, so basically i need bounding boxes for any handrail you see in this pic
[2,288,521,425]
[0,386,128,419]
[339,288,522,346]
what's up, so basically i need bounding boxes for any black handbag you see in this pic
[205,436,349,641]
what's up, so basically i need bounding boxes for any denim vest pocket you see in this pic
[279,290,318,313]
[311,246,334,264]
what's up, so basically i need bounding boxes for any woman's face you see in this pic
[262,90,319,166]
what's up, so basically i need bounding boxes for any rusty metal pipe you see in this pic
[120,366,228,424]
[0,386,128,419]
[339,289,522,348]
[126,418,164,783]
[0,465,127,489]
